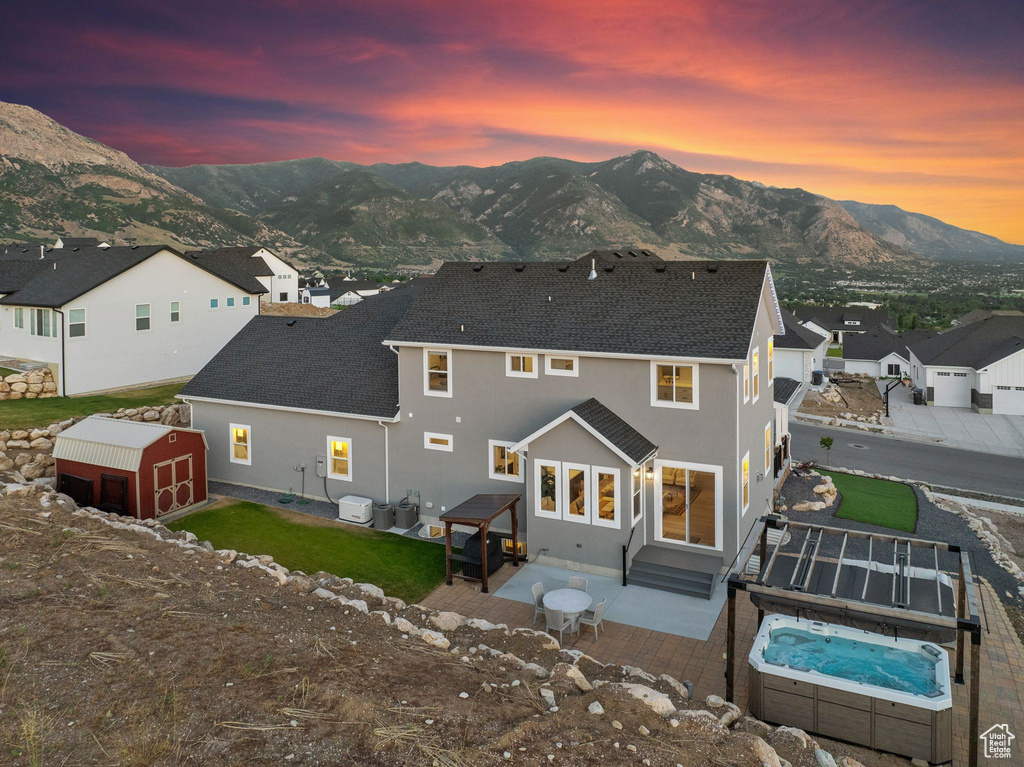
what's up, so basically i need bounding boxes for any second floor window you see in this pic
[425,349,451,396]
[742,453,750,512]
[227,297,235,308]
[651,362,697,409]
[752,349,760,401]
[765,423,772,472]
[170,301,180,323]
[136,304,151,331]
[68,308,85,338]
[489,440,521,481]
[506,353,537,378]
[768,338,774,382]
[210,298,219,309]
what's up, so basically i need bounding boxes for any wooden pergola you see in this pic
[727,515,983,767]
[441,493,520,594]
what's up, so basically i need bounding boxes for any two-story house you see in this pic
[185,247,299,304]
[180,255,783,597]
[0,245,265,395]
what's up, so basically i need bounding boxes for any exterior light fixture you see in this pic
[645,466,654,480]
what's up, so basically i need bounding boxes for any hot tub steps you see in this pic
[626,558,716,599]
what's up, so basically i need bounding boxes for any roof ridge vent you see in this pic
[287,319,297,327]
[654,263,667,273]
[628,250,636,257]
[707,263,718,273]
[604,264,615,273]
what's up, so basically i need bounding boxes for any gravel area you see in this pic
[776,471,1022,609]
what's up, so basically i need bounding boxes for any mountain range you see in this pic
[2,101,1021,272]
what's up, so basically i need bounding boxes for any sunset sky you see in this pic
[4,0,1022,242]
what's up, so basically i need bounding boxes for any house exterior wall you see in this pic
[255,249,299,303]
[189,400,389,505]
[0,250,259,395]
[845,353,906,378]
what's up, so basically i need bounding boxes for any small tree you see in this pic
[819,436,834,465]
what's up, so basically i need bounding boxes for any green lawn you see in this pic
[168,502,450,603]
[0,367,19,378]
[826,346,843,358]
[820,470,918,532]
[0,381,184,430]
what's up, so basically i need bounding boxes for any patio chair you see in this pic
[531,582,545,626]
[544,606,573,643]
[578,596,607,640]
[568,576,588,592]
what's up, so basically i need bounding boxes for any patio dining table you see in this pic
[543,588,593,630]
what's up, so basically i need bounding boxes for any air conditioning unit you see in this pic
[338,495,372,525]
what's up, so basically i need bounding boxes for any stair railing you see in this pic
[622,524,638,586]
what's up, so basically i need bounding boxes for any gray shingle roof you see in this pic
[386,260,771,360]
[179,286,422,418]
[773,377,801,405]
[184,248,274,292]
[57,237,103,248]
[843,325,939,362]
[0,246,267,307]
[775,309,827,350]
[0,246,166,307]
[570,398,657,464]
[908,316,1024,369]
[794,305,894,331]
[573,249,662,265]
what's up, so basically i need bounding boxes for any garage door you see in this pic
[993,385,1024,415]
[933,371,972,408]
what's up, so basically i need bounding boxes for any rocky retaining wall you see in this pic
[0,402,191,478]
[0,367,57,399]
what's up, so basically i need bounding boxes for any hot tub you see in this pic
[748,615,951,764]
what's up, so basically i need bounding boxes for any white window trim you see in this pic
[741,452,750,515]
[423,348,453,398]
[29,308,57,339]
[653,459,723,552]
[13,307,25,331]
[591,465,620,530]
[649,360,700,410]
[135,303,152,333]
[229,423,251,466]
[226,296,236,308]
[327,436,352,481]
[67,307,86,339]
[424,431,453,452]
[630,469,644,527]
[545,355,579,377]
[242,296,251,306]
[505,353,538,379]
[170,300,181,323]
[534,459,561,519]
[764,423,772,472]
[752,347,760,403]
[488,439,523,483]
[767,338,774,385]
[561,462,591,524]
[743,359,750,403]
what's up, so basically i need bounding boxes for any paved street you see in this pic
[790,421,1024,500]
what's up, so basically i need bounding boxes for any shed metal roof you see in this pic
[53,416,196,472]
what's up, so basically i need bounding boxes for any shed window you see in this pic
[68,308,86,338]
[135,304,151,331]
[328,437,351,480]
[230,424,251,465]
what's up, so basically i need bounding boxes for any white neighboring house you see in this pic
[907,315,1024,414]
[773,310,828,384]
[842,325,938,378]
[186,246,299,303]
[53,236,110,249]
[796,305,894,347]
[0,245,264,395]
[327,277,381,306]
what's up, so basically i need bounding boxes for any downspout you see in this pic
[53,308,66,396]
[377,420,390,503]
[733,363,742,551]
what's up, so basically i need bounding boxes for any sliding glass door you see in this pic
[654,461,722,550]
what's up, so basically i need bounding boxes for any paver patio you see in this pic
[422,566,1024,766]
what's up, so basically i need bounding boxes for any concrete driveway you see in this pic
[879,380,1024,457]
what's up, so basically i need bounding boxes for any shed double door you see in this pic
[154,456,193,515]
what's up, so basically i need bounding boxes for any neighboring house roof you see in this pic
[775,309,827,350]
[304,286,332,296]
[908,315,1024,369]
[573,249,662,265]
[52,415,207,472]
[954,308,1024,327]
[0,245,268,307]
[187,245,298,273]
[386,260,772,361]
[327,277,380,292]
[773,377,801,406]
[794,305,894,331]
[843,325,939,362]
[181,249,271,294]
[510,398,658,466]
[179,285,423,419]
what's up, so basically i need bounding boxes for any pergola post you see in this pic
[511,500,519,567]
[757,525,768,628]
[726,582,736,703]
[969,627,981,767]
[444,521,453,586]
[955,559,966,684]
[480,521,490,594]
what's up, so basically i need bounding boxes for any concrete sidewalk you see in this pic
[876,381,1024,457]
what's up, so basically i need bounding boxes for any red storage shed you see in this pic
[54,416,208,520]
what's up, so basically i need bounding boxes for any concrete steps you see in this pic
[626,556,716,599]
